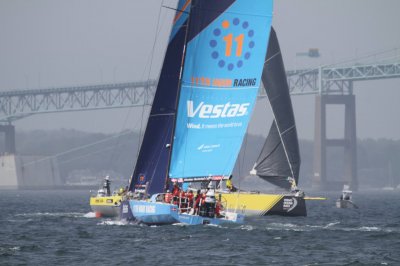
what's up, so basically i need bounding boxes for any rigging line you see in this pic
[108,2,168,170]
[280,125,296,136]
[165,3,192,184]
[185,6,270,18]
[240,130,250,183]
[21,130,134,167]
[147,120,173,191]
[264,51,281,64]
[269,117,296,181]
[139,3,169,82]
[306,47,400,72]
[162,5,189,14]
[291,47,400,78]
[58,140,132,165]
[106,107,148,168]
[134,0,165,168]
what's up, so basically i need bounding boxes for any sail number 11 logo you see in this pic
[209,18,255,71]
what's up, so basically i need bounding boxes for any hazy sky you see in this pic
[1,0,399,140]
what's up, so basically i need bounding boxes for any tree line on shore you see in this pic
[1,129,398,189]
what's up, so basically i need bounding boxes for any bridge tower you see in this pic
[313,93,358,191]
[0,124,16,154]
[287,61,400,191]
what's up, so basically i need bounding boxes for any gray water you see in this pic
[0,189,399,265]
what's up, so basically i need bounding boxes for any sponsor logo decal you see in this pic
[187,101,249,119]
[197,144,221,153]
[283,197,298,212]
[133,204,156,214]
[210,17,256,71]
[122,204,129,214]
[190,77,257,88]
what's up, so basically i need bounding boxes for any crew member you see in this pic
[186,190,194,209]
[205,187,216,217]
[172,182,180,205]
[179,190,187,212]
[226,175,237,192]
[164,190,172,203]
[103,176,111,196]
[194,191,206,215]
[215,200,223,218]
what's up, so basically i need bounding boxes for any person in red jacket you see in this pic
[215,200,224,218]
[186,190,194,209]
[172,182,180,205]
[194,192,206,216]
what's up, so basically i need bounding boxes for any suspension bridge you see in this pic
[1,57,400,189]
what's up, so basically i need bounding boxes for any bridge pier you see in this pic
[0,124,62,189]
[313,94,358,191]
[0,124,16,154]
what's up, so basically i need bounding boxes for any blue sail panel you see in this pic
[129,0,189,194]
[169,0,273,179]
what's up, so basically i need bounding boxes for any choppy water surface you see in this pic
[1,189,399,265]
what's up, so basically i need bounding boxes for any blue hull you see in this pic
[130,200,179,225]
[123,199,244,226]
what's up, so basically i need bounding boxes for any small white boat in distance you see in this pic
[336,185,358,209]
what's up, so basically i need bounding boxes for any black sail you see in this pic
[253,27,301,190]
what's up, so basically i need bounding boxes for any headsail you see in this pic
[129,1,191,195]
[169,0,274,181]
[252,27,301,190]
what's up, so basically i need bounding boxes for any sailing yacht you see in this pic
[120,0,274,225]
[219,27,308,217]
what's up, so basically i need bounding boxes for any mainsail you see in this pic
[169,0,274,180]
[252,27,301,190]
[129,1,191,195]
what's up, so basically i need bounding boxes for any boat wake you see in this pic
[266,222,306,232]
[0,246,21,257]
[172,223,187,227]
[239,225,254,231]
[262,222,396,233]
[83,212,96,218]
[96,220,129,226]
[323,221,341,228]
[15,212,85,218]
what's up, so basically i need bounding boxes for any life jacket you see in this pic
[194,197,200,209]
[194,194,205,208]
[172,186,180,197]
[187,192,194,202]
[200,194,206,206]
[179,191,187,203]
[215,201,223,216]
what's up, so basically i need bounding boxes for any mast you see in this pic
[164,1,194,189]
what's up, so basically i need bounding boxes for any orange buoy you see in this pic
[95,212,102,218]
